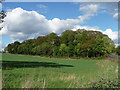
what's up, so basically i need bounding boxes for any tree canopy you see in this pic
[5,29,115,58]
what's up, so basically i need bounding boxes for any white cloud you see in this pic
[48,18,80,33]
[98,29,118,46]
[79,3,118,21]
[0,8,50,41]
[78,4,99,22]
[113,12,118,20]
[0,41,8,51]
[36,4,48,13]
[72,25,99,31]
[0,41,1,45]
[0,8,81,41]
[0,4,101,41]
[103,29,118,41]
[37,4,47,8]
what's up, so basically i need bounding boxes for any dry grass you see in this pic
[60,74,76,81]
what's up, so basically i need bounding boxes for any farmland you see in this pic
[2,53,118,88]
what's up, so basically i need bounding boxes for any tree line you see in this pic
[5,29,115,58]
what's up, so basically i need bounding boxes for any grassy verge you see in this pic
[2,53,118,88]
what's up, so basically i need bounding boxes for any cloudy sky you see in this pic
[0,2,118,50]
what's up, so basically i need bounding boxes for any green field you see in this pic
[2,53,118,88]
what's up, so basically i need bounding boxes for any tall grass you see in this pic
[2,53,118,88]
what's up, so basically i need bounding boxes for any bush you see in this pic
[90,78,119,88]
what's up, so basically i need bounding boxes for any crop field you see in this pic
[1,53,118,88]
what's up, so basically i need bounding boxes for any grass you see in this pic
[1,53,118,88]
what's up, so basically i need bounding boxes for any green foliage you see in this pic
[90,78,118,88]
[46,32,60,46]
[103,35,115,54]
[5,29,115,58]
[116,45,120,55]
[32,45,42,55]
[59,44,66,56]
[61,30,76,45]
[53,46,60,56]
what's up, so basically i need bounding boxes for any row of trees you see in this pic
[5,29,115,58]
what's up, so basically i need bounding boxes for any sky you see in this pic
[0,2,119,51]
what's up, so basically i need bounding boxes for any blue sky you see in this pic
[0,2,118,50]
[2,2,118,30]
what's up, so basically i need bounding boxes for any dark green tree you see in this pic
[61,30,76,45]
